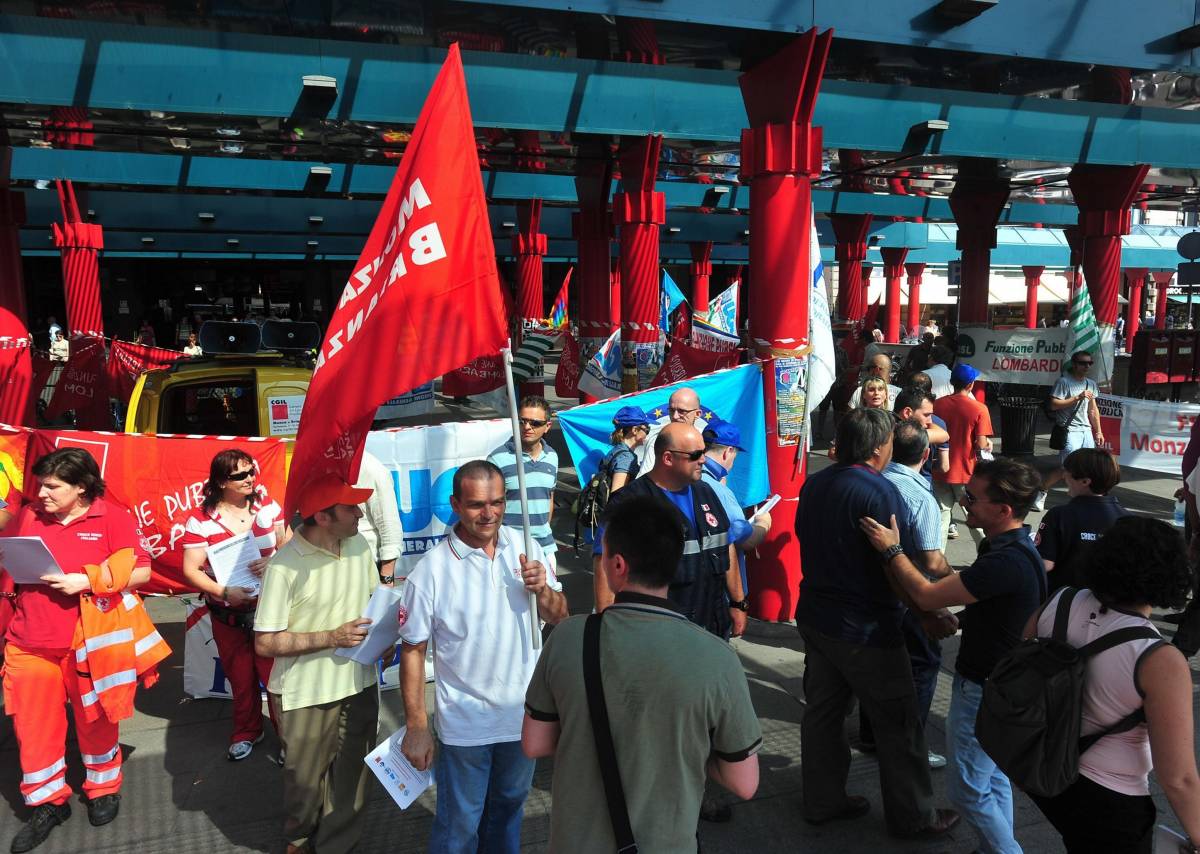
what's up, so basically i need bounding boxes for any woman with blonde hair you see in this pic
[857,377,891,411]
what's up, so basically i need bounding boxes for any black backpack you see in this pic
[572,458,615,554]
[975,587,1162,798]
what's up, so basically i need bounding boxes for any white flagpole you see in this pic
[501,340,542,650]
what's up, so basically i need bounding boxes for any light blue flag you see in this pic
[659,269,688,340]
[557,363,770,508]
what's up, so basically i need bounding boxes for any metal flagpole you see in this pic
[501,340,542,650]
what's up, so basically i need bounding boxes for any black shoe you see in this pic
[699,801,733,823]
[890,808,961,839]
[11,802,70,853]
[804,795,871,826]
[86,794,120,827]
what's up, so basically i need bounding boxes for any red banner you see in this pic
[286,44,507,516]
[44,336,107,422]
[25,431,288,594]
[651,336,739,388]
[107,340,184,400]
[442,354,505,397]
[555,330,581,398]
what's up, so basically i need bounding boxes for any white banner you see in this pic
[956,327,1070,384]
[1097,394,1198,475]
[365,419,513,576]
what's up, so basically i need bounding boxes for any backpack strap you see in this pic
[1050,587,1081,643]
[1075,624,1162,755]
[583,612,638,854]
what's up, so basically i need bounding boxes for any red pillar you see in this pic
[573,148,614,401]
[513,199,548,397]
[861,264,874,322]
[0,187,32,426]
[1022,265,1044,329]
[738,29,832,622]
[613,135,665,391]
[1124,267,1148,352]
[880,247,908,342]
[689,241,713,312]
[1152,271,1173,329]
[831,214,871,324]
[905,262,925,335]
[53,181,104,338]
[1067,164,1150,331]
[949,170,1009,326]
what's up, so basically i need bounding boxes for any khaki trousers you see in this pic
[274,685,379,854]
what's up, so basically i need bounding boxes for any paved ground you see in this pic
[0,400,1195,853]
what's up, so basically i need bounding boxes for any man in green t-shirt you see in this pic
[523,496,762,852]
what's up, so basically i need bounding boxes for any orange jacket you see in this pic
[71,548,171,724]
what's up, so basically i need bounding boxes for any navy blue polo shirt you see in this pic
[795,463,909,648]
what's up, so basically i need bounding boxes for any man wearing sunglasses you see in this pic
[636,387,709,478]
[489,395,559,569]
[1035,351,1104,511]
[859,457,1046,854]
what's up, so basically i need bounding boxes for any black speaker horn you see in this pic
[198,321,262,355]
[261,320,321,352]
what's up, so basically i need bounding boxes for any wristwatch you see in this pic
[378,574,395,584]
[880,543,904,564]
[730,598,750,612]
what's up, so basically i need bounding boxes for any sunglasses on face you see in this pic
[226,469,255,482]
[519,418,548,428]
[666,448,705,462]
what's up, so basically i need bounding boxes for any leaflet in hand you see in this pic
[206,530,262,596]
[365,726,433,810]
[757,494,782,516]
[1,536,64,584]
[335,583,405,665]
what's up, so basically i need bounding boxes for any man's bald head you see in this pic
[868,354,891,377]
[667,387,702,424]
[652,422,706,488]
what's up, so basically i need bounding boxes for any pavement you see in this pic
[0,398,1196,853]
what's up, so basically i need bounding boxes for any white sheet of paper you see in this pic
[206,530,262,596]
[335,584,405,665]
[365,726,433,810]
[757,493,782,516]
[2,536,64,584]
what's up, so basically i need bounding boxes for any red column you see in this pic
[1124,267,1148,352]
[905,262,925,335]
[1022,265,1044,329]
[573,148,614,401]
[949,170,1009,326]
[613,135,665,391]
[831,214,871,324]
[1067,164,1150,331]
[513,199,548,397]
[53,182,104,338]
[738,29,832,622]
[689,241,713,312]
[0,187,32,426]
[880,247,908,342]
[1152,271,1173,329]
[610,259,622,331]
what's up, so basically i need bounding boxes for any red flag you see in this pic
[555,330,581,398]
[285,44,507,517]
[106,339,184,400]
[442,354,505,397]
[650,336,738,387]
[862,297,882,336]
[45,336,107,421]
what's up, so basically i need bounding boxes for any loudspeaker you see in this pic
[261,320,321,352]
[199,321,262,355]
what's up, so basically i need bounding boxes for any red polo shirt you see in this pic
[933,392,994,485]
[4,497,150,650]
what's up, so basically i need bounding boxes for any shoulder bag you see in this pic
[584,612,638,853]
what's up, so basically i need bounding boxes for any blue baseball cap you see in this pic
[951,362,981,385]
[703,418,747,452]
[612,405,651,428]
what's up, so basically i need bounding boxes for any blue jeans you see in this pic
[947,675,1022,854]
[430,739,535,854]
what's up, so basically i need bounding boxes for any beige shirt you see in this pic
[255,528,379,711]
[49,338,69,362]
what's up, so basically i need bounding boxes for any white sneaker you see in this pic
[227,732,265,762]
[947,523,959,540]
[928,751,947,769]
[1034,491,1047,512]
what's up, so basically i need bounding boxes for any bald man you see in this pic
[594,422,745,638]
[636,387,710,477]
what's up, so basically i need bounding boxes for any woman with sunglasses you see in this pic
[181,449,287,761]
[603,405,652,493]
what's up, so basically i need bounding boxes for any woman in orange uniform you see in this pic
[181,449,286,761]
[3,448,152,853]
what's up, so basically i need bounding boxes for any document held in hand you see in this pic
[205,530,263,596]
[0,537,64,584]
[365,726,433,810]
[334,583,405,665]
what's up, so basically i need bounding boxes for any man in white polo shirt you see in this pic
[398,459,568,853]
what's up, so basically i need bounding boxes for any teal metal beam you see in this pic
[2,17,1199,167]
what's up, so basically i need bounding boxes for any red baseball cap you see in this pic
[298,474,374,518]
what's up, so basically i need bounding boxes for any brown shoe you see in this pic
[891,808,960,839]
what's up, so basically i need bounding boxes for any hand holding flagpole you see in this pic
[502,340,542,650]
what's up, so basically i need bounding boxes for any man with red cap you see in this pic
[254,474,379,854]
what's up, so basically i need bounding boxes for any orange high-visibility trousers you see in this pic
[2,643,123,806]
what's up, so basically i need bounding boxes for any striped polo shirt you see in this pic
[487,438,558,555]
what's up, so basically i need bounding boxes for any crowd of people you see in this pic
[2,333,1200,854]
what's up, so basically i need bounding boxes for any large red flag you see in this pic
[554,330,581,398]
[650,336,738,388]
[285,44,507,517]
[107,339,184,400]
[44,336,108,423]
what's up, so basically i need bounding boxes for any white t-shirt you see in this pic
[397,525,561,746]
[925,364,953,400]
